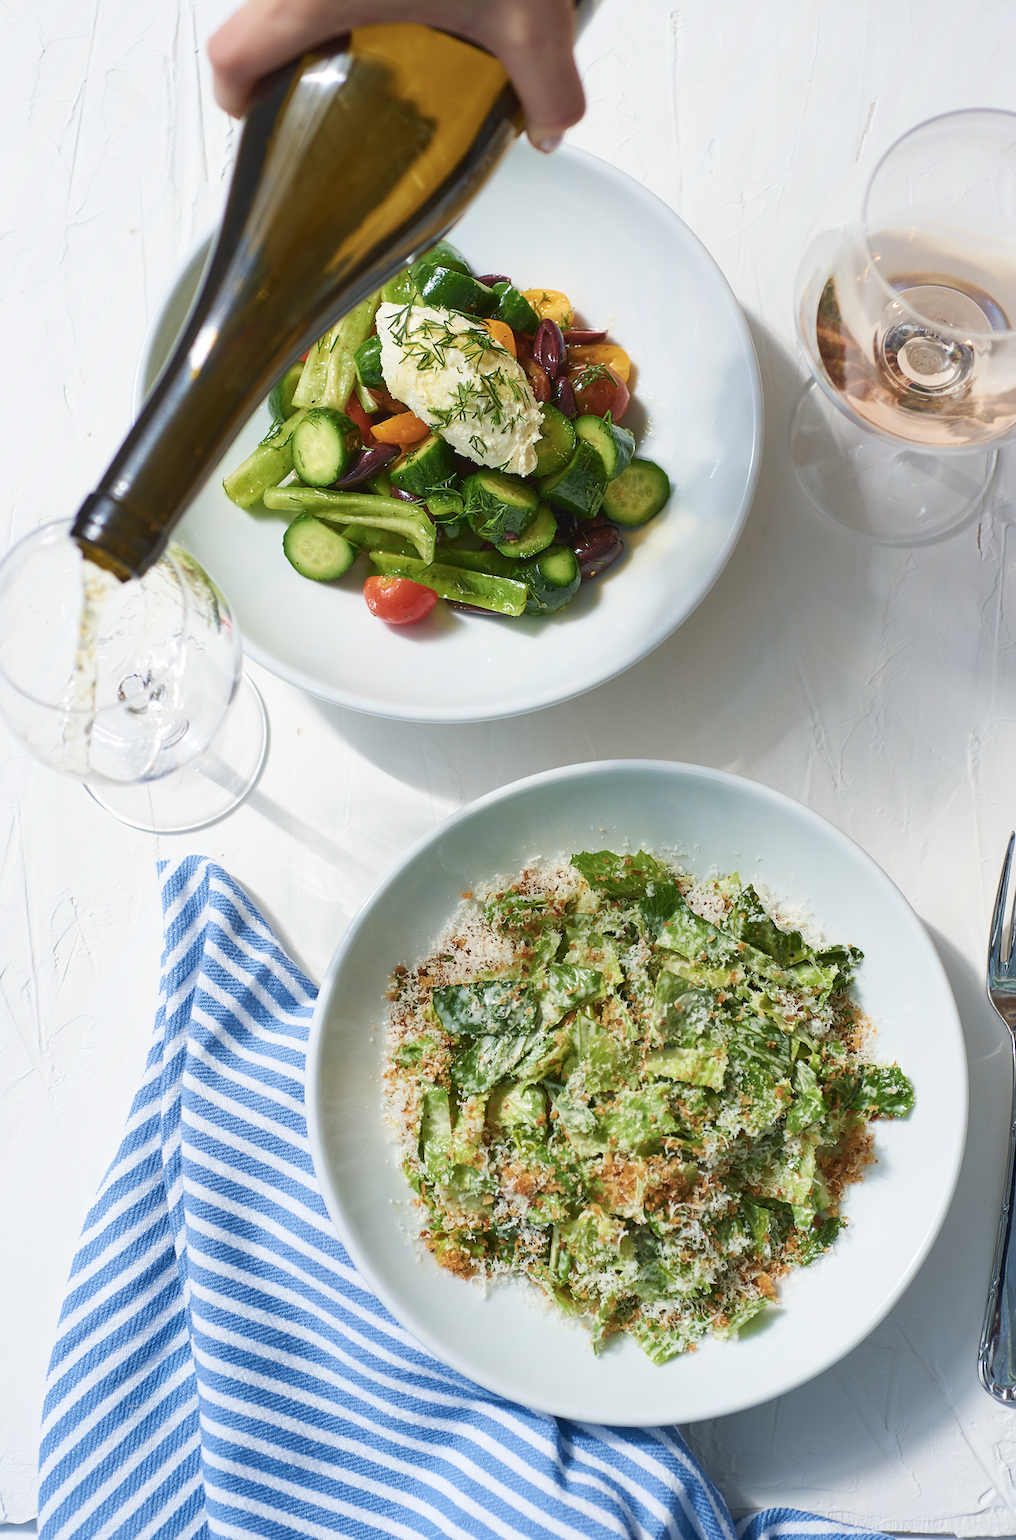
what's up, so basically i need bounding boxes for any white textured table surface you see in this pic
[4,0,1016,1530]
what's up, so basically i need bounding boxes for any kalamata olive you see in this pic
[389,485,424,503]
[474,274,510,288]
[573,520,623,581]
[330,443,399,488]
[533,319,566,380]
[447,601,496,615]
[512,330,533,361]
[554,507,582,545]
[562,329,607,344]
[521,355,551,402]
[554,376,577,418]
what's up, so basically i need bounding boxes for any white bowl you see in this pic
[306,760,966,1424]
[137,140,762,723]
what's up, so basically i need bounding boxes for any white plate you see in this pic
[137,141,762,723]
[306,761,967,1425]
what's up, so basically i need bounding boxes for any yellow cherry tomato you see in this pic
[567,343,631,383]
[482,318,517,356]
[522,288,574,327]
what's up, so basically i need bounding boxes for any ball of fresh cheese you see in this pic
[376,301,543,476]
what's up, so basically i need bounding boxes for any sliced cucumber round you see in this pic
[419,266,496,317]
[538,439,607,519]
[267,361,304,423]
[601,457,671,526]
[283,514,358,581]
[411,239,471,285]
[354,334,385,390]
[464,468,540,542]
[426,490,465,523]
[496,501,557,559]
[523,544,581,614]
[292,408,362,487]
[382,268,418,305]
[533,405,577,478]
[574,413,635,481]
[391,433,457,496]
[493,282,540,335]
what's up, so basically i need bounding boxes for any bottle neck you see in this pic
[73,24,519,579]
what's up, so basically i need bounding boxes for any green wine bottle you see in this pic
[71,24,521,580]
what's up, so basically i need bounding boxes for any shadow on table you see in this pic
[307,313,906,800]
[683,923,1016,1527]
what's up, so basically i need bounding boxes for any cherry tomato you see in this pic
[343,390,375,444]
[363,575,438,624]
[569,364,630,421]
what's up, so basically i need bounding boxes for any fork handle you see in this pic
[979,1040,1016,1400]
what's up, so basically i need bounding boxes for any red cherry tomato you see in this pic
[363,575,438,624]
[343,390,375,445]
[568,364,630,421]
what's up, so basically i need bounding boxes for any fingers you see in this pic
[208,0,585,148]
[209,0,351,116]
[469,0,585,152]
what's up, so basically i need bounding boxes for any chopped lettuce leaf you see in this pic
[432,978,539,1037]
[600,1084,678,1150]
[486,892,553,933]
[727,885,812,967]
[571,849,670,898]
[798,1213,846,1264]
[854,1064,915,1119]
[537,963,605,1027]
[645,1039,728,1090]
[451,1028,541,1095]
[418,1086,453,1180]
[786,1060,826,1134]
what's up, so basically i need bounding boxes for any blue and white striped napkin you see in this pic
[39,855,892,1540]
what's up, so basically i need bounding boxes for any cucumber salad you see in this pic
[383,850,914,1363]
[223,240,670,626]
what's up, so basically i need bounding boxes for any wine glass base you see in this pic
[789,379,998,544]
[85,672,268,834]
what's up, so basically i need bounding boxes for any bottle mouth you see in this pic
[70,492,171,584]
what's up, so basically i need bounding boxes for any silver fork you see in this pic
[980,831,1016,1401]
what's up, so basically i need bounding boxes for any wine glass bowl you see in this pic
[791,109,1016,541]
[0,521,266,831]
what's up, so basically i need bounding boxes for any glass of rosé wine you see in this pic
[791,109,1016,543]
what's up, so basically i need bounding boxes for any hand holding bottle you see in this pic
[75,16,558,579]
[209,0,585,150]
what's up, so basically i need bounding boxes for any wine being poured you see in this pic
[0,20,555,828]
[792,109,1016,542]
[0,522,266,832]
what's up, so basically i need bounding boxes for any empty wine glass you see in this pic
[0,521,267,832]
[790,109,1016,543]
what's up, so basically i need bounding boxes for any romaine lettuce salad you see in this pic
[383,850,914,1363]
